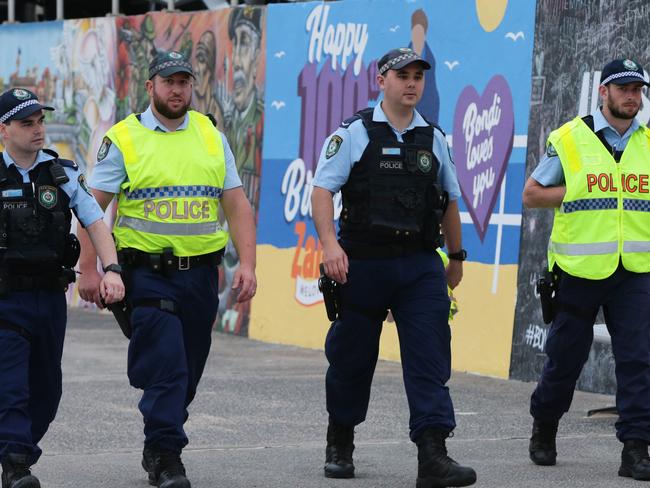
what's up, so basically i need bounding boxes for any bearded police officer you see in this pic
[0,88,124,488]
[523,59,650,481]
[77,51,257,488]
[311,47,476,488]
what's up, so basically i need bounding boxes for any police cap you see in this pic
[0,88,54,124]
[377,47,431,76]
[600,59,649,86]
[148,50,195,80]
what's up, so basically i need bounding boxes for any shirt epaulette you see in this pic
[340,114,361,129]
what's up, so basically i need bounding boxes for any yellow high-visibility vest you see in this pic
[548,116,650,279]
[107,111,229,256]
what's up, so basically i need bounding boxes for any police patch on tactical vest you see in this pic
[97,137,112,162]
[379,160,404,171]
[325,135,343,159]
[417,150,433,173]
[38,185,57,209]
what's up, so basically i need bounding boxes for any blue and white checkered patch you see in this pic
[623,199,650,212]
[124,185,222,200]
[562,198,617,213]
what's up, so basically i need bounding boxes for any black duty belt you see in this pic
[0,273,72,293]
[118,248,224,272]
[0,320,32,341]
[342,241,428,259]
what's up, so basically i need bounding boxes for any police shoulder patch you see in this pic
[546,143,557,157]
[97,137,112,162]
[78,174,92,195]
[325,135,343,159]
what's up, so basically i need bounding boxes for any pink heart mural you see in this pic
[452,74,514,241]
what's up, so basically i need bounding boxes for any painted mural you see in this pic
[253,0,536,378]
[0,8,266,336]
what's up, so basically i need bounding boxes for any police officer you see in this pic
[311,47,476,488]
[77,51,256,488]
[0,88,124,488]
[523,59,650,480]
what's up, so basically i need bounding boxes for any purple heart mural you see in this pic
[452,74,514,241]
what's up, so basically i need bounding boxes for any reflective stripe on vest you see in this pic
[116,216,222,235]
[549,241,618,256]
[547,117,650,279]
[107,111,229,255]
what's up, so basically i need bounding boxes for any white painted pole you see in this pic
[8,0,15,22]
[56,0,63,20]
[167,0,175,10]
[112,0,119,15]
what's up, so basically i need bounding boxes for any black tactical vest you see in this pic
[0,150,74,276]
[338,108,447,255]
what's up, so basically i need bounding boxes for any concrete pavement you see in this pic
[31,309,632,487]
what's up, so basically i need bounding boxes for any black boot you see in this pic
[529,419,558,466]
[415,429,476,488]
[1,454,40,488]
[142,446,156,485]
[324,418,355,478]
[151,449,191,488]
[619,440,650,480]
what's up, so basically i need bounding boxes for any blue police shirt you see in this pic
[2,149,103,227]
[312,103,461,200]
[531,109,642,186]
[90,106,243,193]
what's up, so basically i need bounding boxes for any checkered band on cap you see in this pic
[149,59,193,78]
[601,70,646,85]
[379,52,419,75]
[0,99,39,124]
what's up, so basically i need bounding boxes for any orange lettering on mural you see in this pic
[291,221,323,280]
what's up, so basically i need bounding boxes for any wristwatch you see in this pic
[448,249,467,262]
[103,263,123,275]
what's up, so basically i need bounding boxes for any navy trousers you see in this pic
[325,251,455,442]
[127,265,219,453]
[0,291,67,465]
[531,266,650,442]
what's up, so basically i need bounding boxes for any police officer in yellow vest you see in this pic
[77,51,257,488]
[523,59,650,481]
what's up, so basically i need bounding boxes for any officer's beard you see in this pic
[607,99,641,120]
[153,93,191,120]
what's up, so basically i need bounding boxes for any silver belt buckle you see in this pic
[178,256,190,271]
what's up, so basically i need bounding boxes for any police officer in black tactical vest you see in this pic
[311,48,476,488]
[0,88,124,488]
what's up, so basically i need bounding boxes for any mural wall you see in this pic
[0,7,266,336]
[252,0,536,378]
[511,0,650,393]
[3,0,648,386]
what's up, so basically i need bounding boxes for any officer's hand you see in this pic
[231,264,257,303]
[322,241,349,284]
[78,268,103,307]
[446,260,463,290]
[99,272,125,306]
